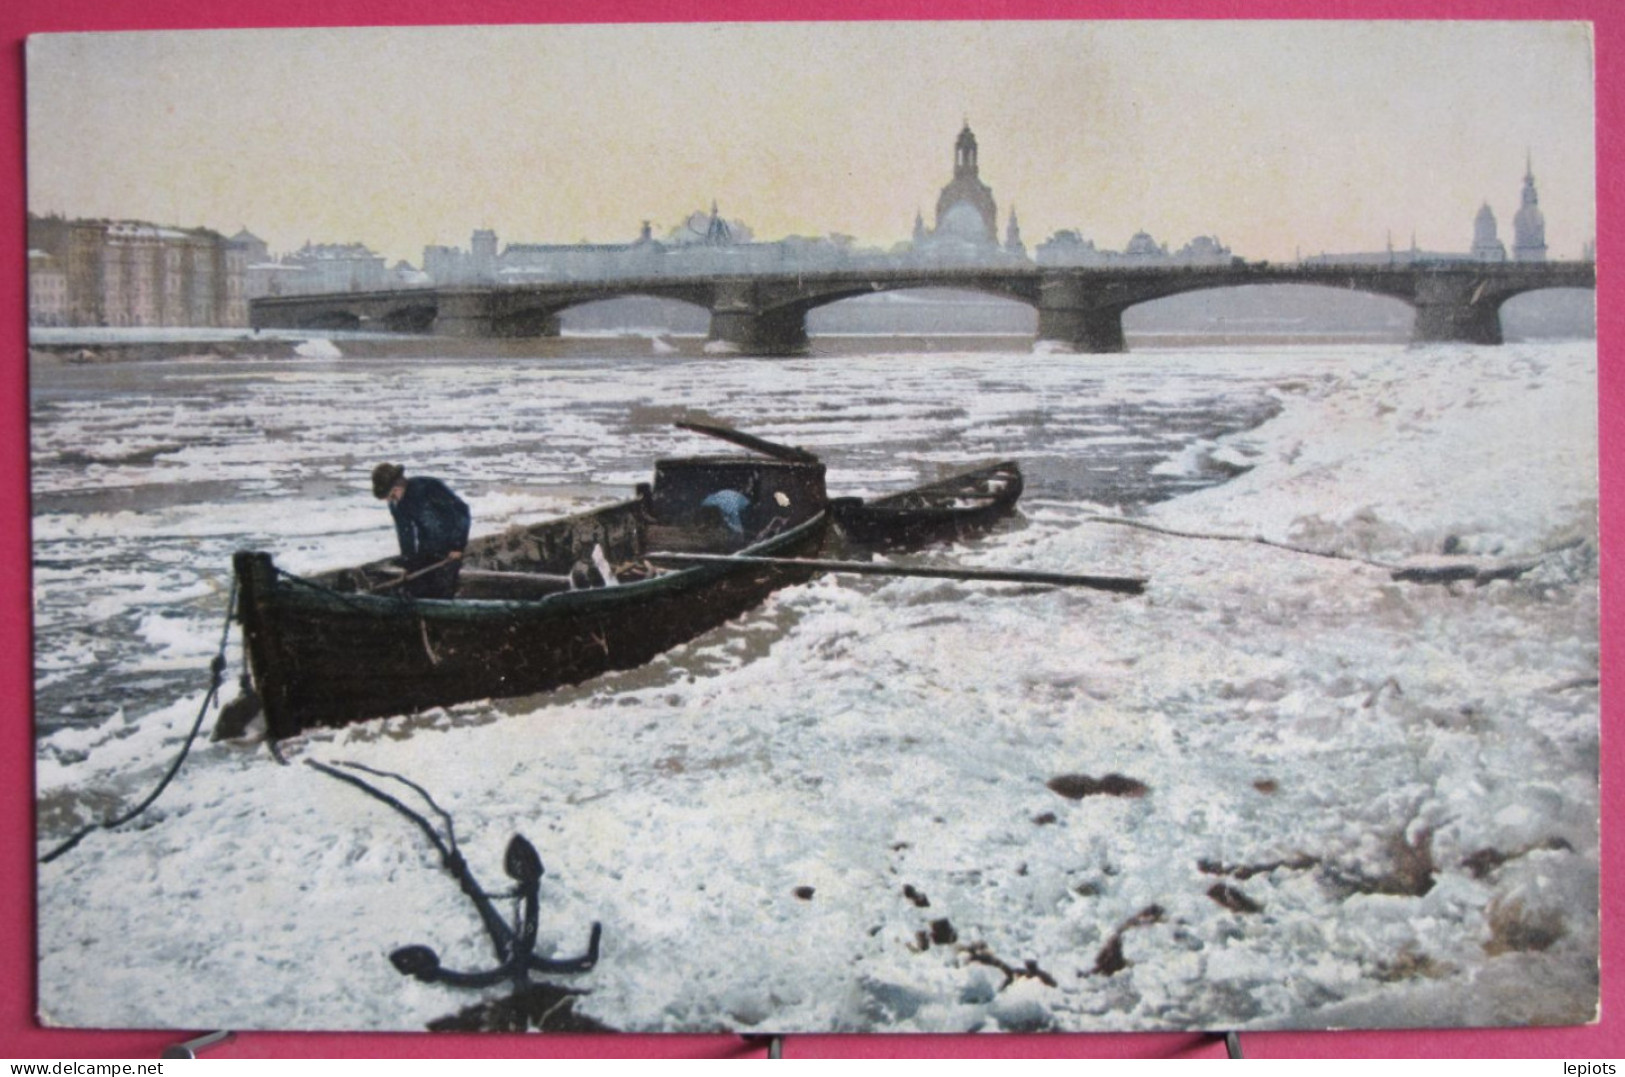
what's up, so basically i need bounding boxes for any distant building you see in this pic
[231,228,289,301]
[1306,161,1556,266]
[499,235,664,282]
[282,242,388,293]
[228,228,271,267]
[28,250,67,326]
[1123,231,1169,263]
[935,124,998,244]
[909,124,1012,262]
[1303,233,1468,266]
[668,202,747,247]
[421,244,465,283]
[26,213,246,328]
[1036,228,1231,267]
[1004,207,1026,259]
[1471,204,1508,262]
[390,260,431,287]
[1034,229,1103,266]
[471,229,499,280]
[1512,156,1548,262]
[1174,235,1234,265]
[245,261,309,299]
[421,203,883,286]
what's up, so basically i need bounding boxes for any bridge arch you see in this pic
[298,309,363,332]
[1034,267,1592,351]
[705,276,1043,354]
[1120,282,1414,341]
[553,294,712,335]
[489,306,565,338]
[482,282,717,339]
[379,303,438,334]
[1497,286,1596,339]
[778,278,1038,318]
[725,277,1039,352]
[806,286,1037,335]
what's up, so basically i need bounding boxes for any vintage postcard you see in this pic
[28,21,1598,1034]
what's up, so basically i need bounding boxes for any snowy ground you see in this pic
[33,341,1598,1033]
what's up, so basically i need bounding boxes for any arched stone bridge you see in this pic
[250,261,1597,355]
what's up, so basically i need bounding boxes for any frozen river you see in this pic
[28,338,1283,738]
[31,336,1599,1036]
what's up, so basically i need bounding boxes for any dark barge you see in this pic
[233,452,828,738]
[831,460,1024,549]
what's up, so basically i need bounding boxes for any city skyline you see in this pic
[26,21,1596,267]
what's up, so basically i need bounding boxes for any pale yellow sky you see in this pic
[25,21,1596,265]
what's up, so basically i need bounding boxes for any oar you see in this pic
[369,555,457,593]
[644,551,1146,595]
[675,421,820,463]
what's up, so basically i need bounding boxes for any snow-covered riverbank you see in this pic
[35,342,1598,1034]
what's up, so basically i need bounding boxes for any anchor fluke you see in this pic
[505,834,544,884]
[390,945,443,981]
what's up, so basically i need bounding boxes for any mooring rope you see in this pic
[1082,515,1589,580]
[304,759,458,866]
[304,759,520,904]
[1079,514,1400,569]
[270,565,373,610]
[40,578,240,865]
[334,760,461,851]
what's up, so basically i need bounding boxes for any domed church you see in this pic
[934,124,999,245]
[911,124,1024,260]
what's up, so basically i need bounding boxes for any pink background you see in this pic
[3,0,1619,1059]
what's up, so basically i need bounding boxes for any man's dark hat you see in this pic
[372,463,405,499]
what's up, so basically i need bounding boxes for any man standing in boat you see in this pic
[371,463,471,598]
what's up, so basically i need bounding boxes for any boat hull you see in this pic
[831,461,1023,549]
[235,457,829,738]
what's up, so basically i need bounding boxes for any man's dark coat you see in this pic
[390,476,471,569]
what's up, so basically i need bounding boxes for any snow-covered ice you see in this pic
[31,341,1598,1033]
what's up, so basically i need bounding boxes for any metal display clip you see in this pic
[160,1031,234,1059]
[743,1034,785,1058]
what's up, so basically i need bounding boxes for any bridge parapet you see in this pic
[247,260,1596,354]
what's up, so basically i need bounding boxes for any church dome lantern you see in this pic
[955,124,979,177]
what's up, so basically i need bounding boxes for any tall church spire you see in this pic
[1005,206,1025,257]
[703,200,733,246]
[1513,156,1547,261]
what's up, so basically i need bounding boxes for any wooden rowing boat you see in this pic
[233,452,829,738]
[671,424,1024,551]
[830,460,1024,549]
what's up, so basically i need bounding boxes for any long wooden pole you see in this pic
[675,421,819,463]
[645,551,1146,594]
[368,556,456,593]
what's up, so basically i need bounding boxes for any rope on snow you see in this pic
[40,578,239,865]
